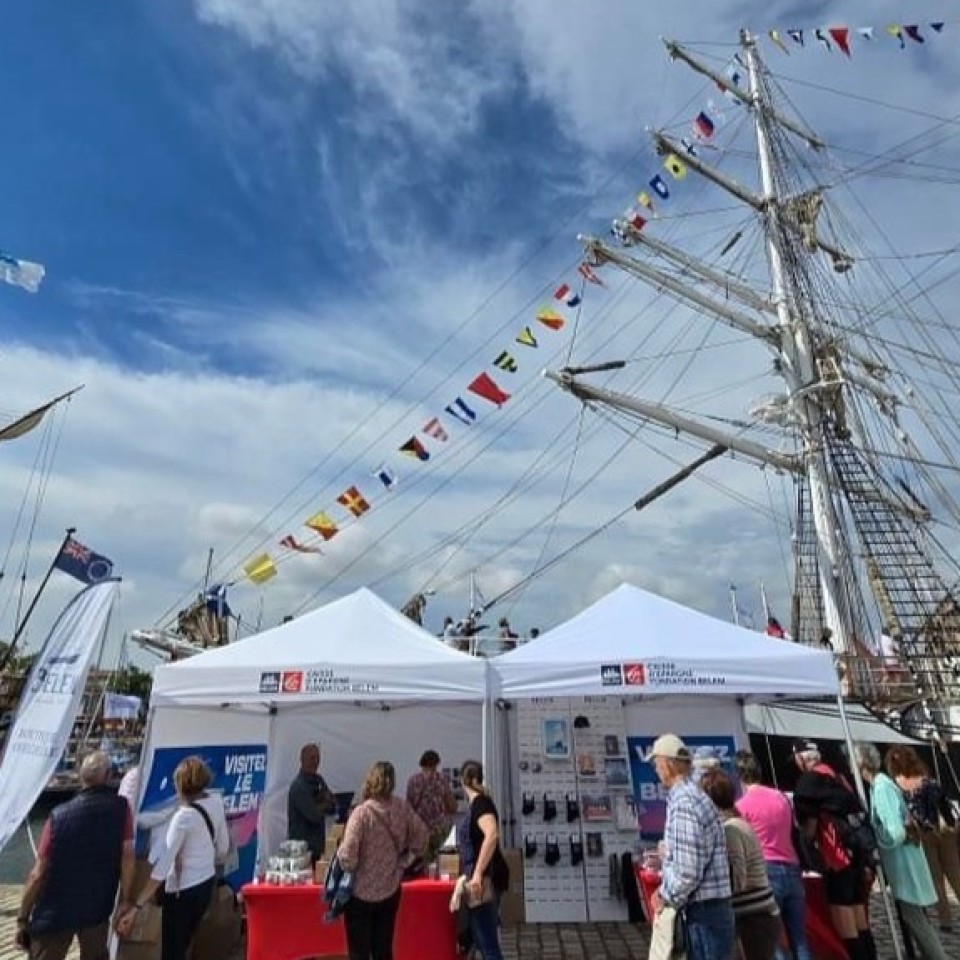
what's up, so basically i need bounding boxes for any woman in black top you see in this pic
[458,760,509,960]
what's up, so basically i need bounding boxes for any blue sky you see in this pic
[2,0,960,661]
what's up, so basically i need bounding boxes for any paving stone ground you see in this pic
[3,883,958,959]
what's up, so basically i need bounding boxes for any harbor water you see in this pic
[0,800,64,884]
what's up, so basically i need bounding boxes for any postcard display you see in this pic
[514,696,635,922]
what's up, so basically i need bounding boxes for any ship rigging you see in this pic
[546,31,960,743]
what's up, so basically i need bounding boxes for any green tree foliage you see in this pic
[108,664,153,701]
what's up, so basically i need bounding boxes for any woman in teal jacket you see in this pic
[854,742,947,960]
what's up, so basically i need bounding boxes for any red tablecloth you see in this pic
[242,878,457,960]
[635,867,847,960]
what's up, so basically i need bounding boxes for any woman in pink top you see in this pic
[338,761,429,960]
[735,750,811,960]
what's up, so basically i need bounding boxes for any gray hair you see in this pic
[854,742,882,775]
[79,750,112,787]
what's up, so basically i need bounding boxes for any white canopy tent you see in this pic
[492,583,840,700]
[486,584,907,943]
[143,587,489,869]
[151,586,488,706]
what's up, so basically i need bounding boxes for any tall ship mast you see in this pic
[546,31,960,743]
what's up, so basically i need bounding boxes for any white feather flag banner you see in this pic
[0,580,119,854]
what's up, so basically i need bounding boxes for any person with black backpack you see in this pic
[791,740,876,960]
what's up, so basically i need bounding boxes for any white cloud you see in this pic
[0,317,793,666]
[194,0,511,145]
[7,0,960,674]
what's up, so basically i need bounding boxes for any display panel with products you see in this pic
[513,696,635,922]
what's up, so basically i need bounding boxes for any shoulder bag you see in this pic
[322,853,353,922]
[649,904,687,960]
[190,801,230,880]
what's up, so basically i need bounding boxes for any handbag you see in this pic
[322,852,353,922]
[465,875,496,908]
[649,904,687,960]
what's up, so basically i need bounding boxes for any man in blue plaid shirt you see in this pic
[649,734,735,960]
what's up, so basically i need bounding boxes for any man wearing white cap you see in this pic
[649,733,735,960]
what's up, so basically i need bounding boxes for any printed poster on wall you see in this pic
[627,735,737,840]
[139,743,267,890]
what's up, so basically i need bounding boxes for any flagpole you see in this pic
[202,547,214,594]
[0,527,76,673]
[729,585,740,626]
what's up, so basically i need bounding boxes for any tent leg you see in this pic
[258,705,279,876]
[481,696,489,775]
[837,694,905,960]
[760,705,779,789]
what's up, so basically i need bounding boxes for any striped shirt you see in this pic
[660,778,732,908]
[721,815,779,916]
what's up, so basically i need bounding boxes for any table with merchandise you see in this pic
[242,877,458,960]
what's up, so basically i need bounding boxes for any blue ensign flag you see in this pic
[53,537,115,584]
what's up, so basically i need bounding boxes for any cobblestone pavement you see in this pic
[4,884,959,959]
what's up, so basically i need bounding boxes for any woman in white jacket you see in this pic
[120,756,230,960]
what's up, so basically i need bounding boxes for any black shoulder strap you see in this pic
[191,801,215,842]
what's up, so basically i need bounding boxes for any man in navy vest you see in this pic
[16,750,134,959]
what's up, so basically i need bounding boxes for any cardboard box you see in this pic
[438,852,460,878]
[118,943,160,960]
[315,858,332,884]
[189,885,242,960]
[329,823,345,842]
[502,848,523,891]
[323,836,340,859]
[500,890,525,927]
[125,903,162,944]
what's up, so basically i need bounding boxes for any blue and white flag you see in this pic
[373,465,397,490]
[0,251,45,293]
[204,583,232,618]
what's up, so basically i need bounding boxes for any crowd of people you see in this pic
[320,751,510,960]
[438,614,539,656]
[13,743,511,960]
[649,733,956,960]
[12,732,960,960]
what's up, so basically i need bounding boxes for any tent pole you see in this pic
[836,694,904,960]
[481,694,489,775]
[260,703,279,875]
[760,706,779,789]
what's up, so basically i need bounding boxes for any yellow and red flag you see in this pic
[305,511,339,540]
[337,486,371,518]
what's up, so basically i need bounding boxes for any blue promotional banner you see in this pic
[627,735,737,840]
[139,743,268,890]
